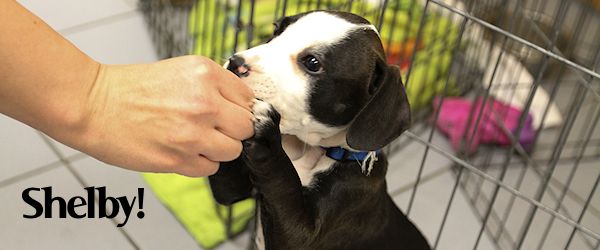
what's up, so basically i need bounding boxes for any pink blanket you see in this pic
[433,97,536,154]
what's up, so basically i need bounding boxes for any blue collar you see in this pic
[323,147,380,161]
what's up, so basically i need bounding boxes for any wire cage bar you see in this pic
[140,0,600,249]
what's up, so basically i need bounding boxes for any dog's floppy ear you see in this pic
[346,63,411,151]
[270,16,296,40]
[272,17,291,37]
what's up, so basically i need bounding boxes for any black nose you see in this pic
[227,55,250,77]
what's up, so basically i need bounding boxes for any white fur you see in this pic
[252,99,277,129]
[295,155,337,186]
[285,138,336,186]
[255,206,265,250]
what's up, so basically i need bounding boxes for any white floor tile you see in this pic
[386,127,499,249]
[459,153,600,249]
[0,166,134,249]
[551,161,599,231]
[64,11,158,64]
[230,231,252,249]
[392,170,498,250]
[519,161,600,250]
[0,114,59,183]
[69,157,201,250]
[120,0,140,9]
[214,240,246,250]
[44,135,82,159]
[17,0,136,31]
[386,128,455,194]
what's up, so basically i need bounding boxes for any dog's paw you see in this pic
[252,99,281,136]
[243,100,282,164]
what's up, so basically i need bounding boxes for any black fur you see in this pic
[306,28,379,126]
[241,106,429,250]
[209,11,429,250]
[209,157,252,205]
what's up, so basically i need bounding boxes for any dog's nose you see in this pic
[227,55,250,77]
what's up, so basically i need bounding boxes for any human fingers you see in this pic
[214,98,254,140]
[214,69,254,111]
[177,155,219,177]
[196,129,244,162]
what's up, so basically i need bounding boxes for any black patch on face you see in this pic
[306,28,386,126]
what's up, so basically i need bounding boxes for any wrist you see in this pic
[71,62,110,156]
[48,59,104,155]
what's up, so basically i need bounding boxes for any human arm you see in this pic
[0,1,254,177]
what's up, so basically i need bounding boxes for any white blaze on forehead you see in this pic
[269,12,378,52]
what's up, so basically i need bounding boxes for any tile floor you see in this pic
[1,1,598,250]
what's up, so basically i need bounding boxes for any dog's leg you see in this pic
[208,159,253,205]
[244,101,315,244]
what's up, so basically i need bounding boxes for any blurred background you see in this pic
[1,0,599,249]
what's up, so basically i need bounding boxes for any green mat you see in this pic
[143,173,255,249]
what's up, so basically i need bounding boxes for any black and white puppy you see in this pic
[210,10,430,250]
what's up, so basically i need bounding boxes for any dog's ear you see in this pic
[269,13,307,41]
[346,63,411,151]
[271,16,294,39]
[272,17,288,37]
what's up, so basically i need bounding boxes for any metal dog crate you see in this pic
[140,0,600,249]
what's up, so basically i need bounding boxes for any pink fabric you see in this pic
[433,97,536,154]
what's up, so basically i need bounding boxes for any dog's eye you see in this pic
[302,55,323,73]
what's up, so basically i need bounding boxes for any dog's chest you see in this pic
[282,135,336,186]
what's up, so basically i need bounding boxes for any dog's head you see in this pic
[226,11,410,151]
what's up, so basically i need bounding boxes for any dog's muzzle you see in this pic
[227,55,250,77]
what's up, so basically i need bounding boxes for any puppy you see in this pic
[210,11,430,250]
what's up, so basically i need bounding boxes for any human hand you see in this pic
[78,56,254,177]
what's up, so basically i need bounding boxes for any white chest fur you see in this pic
[282,135,336,187]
